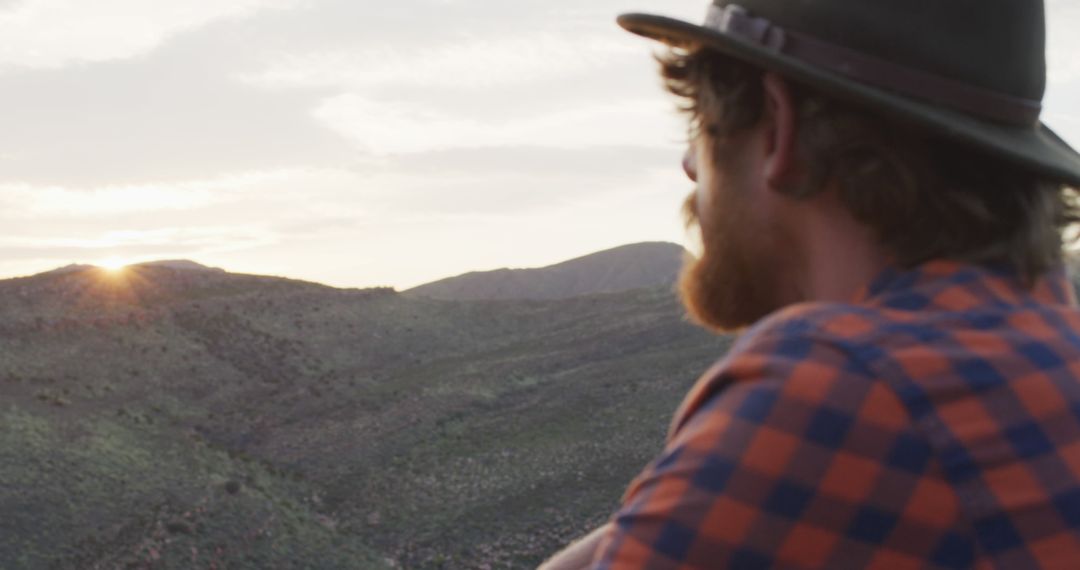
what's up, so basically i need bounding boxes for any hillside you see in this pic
[405,242,686,301]
[1,260,726,569]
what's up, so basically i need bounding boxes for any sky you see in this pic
[0,0,1078,290]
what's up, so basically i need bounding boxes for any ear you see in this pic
[761,72,798,189]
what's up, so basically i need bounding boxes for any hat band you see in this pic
[706,4,1043,126]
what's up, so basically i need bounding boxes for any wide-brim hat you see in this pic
[618,0,1080,188]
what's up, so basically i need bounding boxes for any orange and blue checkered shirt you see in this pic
[592,261,1080,569]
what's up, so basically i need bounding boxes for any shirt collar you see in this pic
[852,260,1077,309]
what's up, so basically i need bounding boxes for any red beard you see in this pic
[677,189,788,333]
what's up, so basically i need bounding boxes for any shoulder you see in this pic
[599,302,961,569]
[670,301,901,438]
[724,300,897,379]
[744,299,890,347]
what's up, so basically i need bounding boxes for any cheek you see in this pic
[693,146,718,224]
[694,168,720,233]
[694,185,713,235]
[694,185,708,221]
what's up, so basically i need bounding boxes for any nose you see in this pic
[682,147,697,182]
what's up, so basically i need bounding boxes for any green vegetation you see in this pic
[0,264,727,568]
[0,406,388,569]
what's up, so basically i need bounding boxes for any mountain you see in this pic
[405,241,687,301]
[35,263,94,276]
[1,259,725,569]
[136,259,225,272]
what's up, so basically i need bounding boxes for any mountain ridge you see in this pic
[406,241,686,301]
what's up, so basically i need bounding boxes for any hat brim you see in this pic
[618,13,1080,188]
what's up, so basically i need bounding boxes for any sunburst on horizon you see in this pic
[97,256,132,273]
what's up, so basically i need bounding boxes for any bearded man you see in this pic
[541,0,1080,568]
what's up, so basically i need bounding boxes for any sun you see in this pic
[98,256,130,273]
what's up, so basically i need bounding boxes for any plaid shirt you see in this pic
[592,261,1080,569]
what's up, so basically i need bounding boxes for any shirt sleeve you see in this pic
[589,331,965,569]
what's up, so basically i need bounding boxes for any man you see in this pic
[542,0,1080,568]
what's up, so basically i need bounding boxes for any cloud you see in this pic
[346,144,683,214]
[10,0,1073,291]
[0,138,688,283]
[0,57,355,186]
[313,94,682,154]
[0,225,271,254]
[0,0,300,70]
[0,224,279,271]
[244,32,639,91]
[0,166,388,268]
[1043,111,1080,149]
[240,20,678,159]
[1046,0,1080,84]
[398,145,674,176]
[0,169,314,216]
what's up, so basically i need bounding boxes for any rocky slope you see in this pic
[1,256,725,569]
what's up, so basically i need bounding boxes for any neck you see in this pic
[788,195,891,304]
